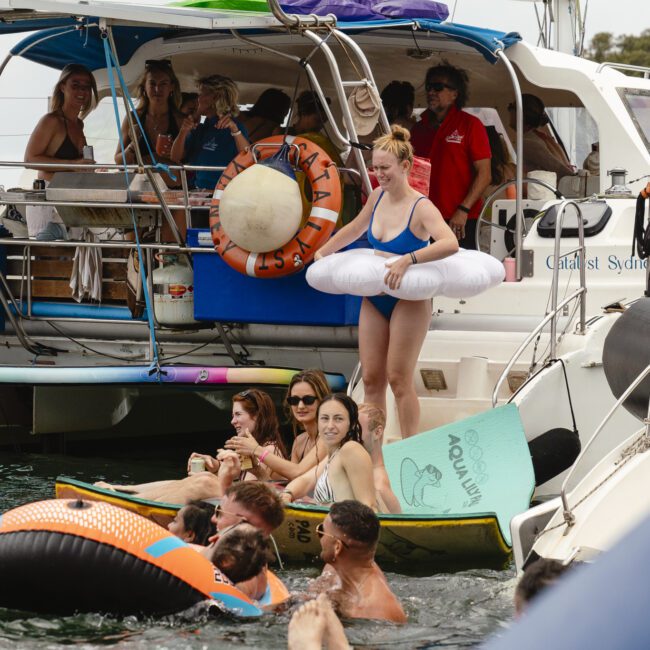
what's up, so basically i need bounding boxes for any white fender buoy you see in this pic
[219,164,303,253]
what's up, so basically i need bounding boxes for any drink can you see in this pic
[156,134,173,157]
[239,454,253,471]
[190,457,206,473]
[82,145,94,160]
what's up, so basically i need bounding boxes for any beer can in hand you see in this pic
[190,457,206,473]
[239,454,253,471]
[82,145,94,160]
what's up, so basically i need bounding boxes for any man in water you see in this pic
[410,61,491,249]
[312,500,406,623]
[358,403,402,514]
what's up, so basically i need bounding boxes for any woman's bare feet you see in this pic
[287,594,350,650]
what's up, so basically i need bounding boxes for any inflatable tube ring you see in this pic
[306,248,505,299]
[209,135,342,278]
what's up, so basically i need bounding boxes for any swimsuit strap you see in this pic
[406,196,427,228]
[368,191,385,231]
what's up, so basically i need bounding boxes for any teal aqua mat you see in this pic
[383,404,535,545]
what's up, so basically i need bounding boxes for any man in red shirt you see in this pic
[411,62,491,249]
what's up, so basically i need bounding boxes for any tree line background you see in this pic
[584,30,650,68]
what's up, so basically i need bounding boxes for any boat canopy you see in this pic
[3,2,520,70]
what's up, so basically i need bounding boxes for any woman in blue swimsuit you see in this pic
[314,126,458,438]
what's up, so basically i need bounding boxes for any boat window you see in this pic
[620,89,650,154]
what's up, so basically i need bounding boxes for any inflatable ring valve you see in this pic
[209,135,342,278]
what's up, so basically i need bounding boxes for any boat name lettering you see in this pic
[545,255,648,271]
[448,434,483,507]
[286,519,311,544]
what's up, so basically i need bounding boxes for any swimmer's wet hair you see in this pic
[211,524,274,584]
[224,480,285,531]
[515,558,569,608]
[181,500,216,546]
[372,124,414,168]
[330,500,379,547]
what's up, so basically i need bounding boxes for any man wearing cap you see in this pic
[411,62,491,249]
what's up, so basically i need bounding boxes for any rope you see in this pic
[101,32,161,374]
[534,430,650,542]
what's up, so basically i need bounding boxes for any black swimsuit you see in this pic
[54,116,81,160]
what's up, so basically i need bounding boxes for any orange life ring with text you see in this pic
[209,135,342,278]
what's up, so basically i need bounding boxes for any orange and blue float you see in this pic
[0,499,288,616]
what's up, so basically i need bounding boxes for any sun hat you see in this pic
[347,83,381,136]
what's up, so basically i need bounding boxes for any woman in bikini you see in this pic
[280,394,376,510]
[24,64,98,238]
[225,369,330,480]
[96,389,286,501]
[314,125,458,438]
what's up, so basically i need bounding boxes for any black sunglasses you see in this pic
[316,522,349,548]
[287,395,318,406]
[425,81,456,93]
[145,59,173,68]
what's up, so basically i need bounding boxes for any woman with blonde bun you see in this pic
[314,125,458,438]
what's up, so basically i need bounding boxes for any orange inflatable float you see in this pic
[0,499,288,616]
[209,135,342,278]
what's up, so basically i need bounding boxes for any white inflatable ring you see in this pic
[305,248,504,300]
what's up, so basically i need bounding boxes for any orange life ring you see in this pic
[209,135,342,278]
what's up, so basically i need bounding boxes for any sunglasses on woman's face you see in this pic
[287,395,318,407]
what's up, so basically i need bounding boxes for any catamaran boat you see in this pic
[510,297,650,571]
[0,0,647,465]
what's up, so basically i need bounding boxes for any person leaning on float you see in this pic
[170,74,249,190]
[313,126,458,438]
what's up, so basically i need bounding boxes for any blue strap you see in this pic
[406,196,427,228]
[369,190,384,230]
[102,34,161,374]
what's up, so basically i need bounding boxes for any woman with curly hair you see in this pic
[280,394,377,510]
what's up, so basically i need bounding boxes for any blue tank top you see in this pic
[367,191,429,255]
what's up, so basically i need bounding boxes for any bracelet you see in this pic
[253,445,261,458]
[409,251,418,265]
[457,204,470,214]
[230,129,242,137]
[258,448,272,463]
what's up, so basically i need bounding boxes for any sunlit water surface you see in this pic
[0,452,516,649]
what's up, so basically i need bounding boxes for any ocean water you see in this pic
[0,452,516,649]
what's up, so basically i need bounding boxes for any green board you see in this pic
[174,0,270,12]
[383,404,535,545]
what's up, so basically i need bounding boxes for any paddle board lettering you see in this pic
[448,433,484,507]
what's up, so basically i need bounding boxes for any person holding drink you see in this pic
[170,74,249,190]
[114,59,183,169]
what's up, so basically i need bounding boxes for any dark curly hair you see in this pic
[318,393,362,446]
[425,61,469,108]
[330,500,379,547]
